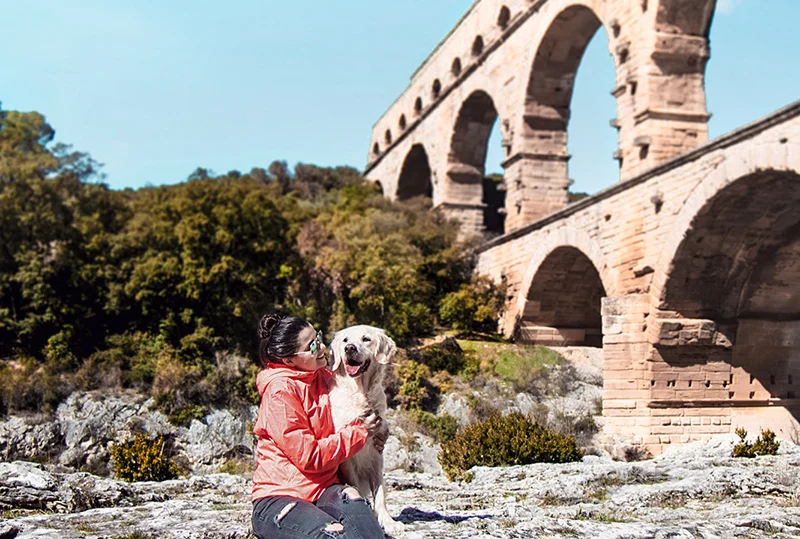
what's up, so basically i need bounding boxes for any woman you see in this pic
[251,313,386,539]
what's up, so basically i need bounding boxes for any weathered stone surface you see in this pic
[0,392,257,476]
[3,436,799,539]
[0,416,61,463]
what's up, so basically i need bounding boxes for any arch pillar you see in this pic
[502,152,570,233]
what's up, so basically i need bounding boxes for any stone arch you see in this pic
[447,90,505,234]
[650,143,800,437]
[516,226,617,315]
[523,4,613,140]
[652,142,800,309]
[432,79,442,99]
[514,228,615,346]
[396,143,433,200]
[451,57,462,77]
[472,35,484,57]
[503,2,618,232]
[497,6,511,29]
[657,168,800,319]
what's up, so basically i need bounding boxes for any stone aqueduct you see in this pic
[364,0,800,454]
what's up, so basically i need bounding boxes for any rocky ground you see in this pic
[2,435,800,539]
[3,348,798,538]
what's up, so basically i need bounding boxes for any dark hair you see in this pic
[258,313,311,366]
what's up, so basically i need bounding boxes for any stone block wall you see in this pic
[474,105,800,454]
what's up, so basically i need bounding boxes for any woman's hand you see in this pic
[359,410,389,453]
[359,410,380,431]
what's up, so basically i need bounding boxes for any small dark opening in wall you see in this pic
[639,144,649,160]
[472,35,484,57]
[497,6,510,29]
[414,97,423,115]
[384,129,392,145]
[432,79,442,99]
[705,380,711,388]
[372,142,380,156]
[630,81,637,96]
[451,57,462,77]
[399,114,407,130]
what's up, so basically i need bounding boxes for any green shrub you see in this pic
[414,337,465,374]
[439,412,583,481]
[392,359,439,412]
[110,433,178,482]
[438,276,505,333]
[732,427,780,457]
[0,357,69,414]
[412,410,459,442]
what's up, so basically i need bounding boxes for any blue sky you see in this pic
[2,0,798,195]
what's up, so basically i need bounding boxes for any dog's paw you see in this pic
[379,514,405,535]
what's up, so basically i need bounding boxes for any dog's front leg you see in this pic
[373,479,404,534]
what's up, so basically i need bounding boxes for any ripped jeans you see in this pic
[252,484,385,539]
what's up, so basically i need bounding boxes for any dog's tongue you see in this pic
[345,364,361,376]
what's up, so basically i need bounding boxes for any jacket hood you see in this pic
[256,364,328,396]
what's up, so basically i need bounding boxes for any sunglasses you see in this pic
[303,330,323,356]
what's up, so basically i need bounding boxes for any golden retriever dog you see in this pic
[328,325,403,534]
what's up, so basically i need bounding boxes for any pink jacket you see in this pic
[251,364,368,502]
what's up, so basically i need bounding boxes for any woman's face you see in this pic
[285,325,327,372]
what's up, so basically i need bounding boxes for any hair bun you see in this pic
[258,313,283,341]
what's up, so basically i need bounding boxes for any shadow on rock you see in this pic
[397,506,492,524]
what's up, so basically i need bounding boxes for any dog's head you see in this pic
[329,325,396,379]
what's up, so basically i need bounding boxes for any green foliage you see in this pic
[295,194,469,343]
[732,427,780,457]
[0,357,70,414]
[391,359,440,412]
[110,433,178,482]
[493,346,565,394]
[438,412,583,481]
[412,409,459,442]
[568,191,589,203]
[0,103,480,413]
[438,275,505,333]
[413,337,465,374]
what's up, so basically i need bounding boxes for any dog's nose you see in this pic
[344,343,356,355]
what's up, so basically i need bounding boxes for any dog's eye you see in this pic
[342,337,348,343]
[361,336,371,342]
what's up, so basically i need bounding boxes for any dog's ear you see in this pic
[329,334,342,371]
[375,331,397,365]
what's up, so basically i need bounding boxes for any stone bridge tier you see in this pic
[365,0,716,237]
[475,102,800,455]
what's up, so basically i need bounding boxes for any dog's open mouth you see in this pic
[344,358,370,377]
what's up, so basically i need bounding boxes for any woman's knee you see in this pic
[324,522,344,534]
[342,486,362,501]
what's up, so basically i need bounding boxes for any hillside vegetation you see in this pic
[0,105,505,419]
